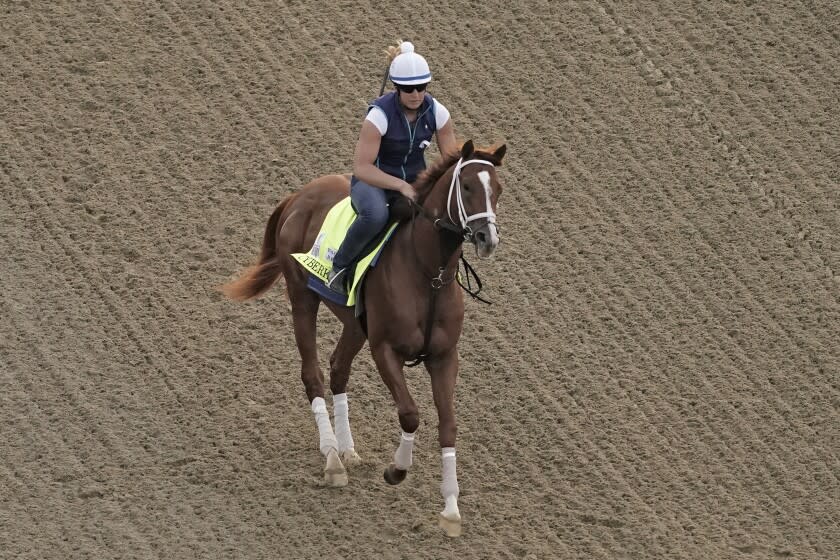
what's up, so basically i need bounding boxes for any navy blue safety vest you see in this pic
[368,91,437,183]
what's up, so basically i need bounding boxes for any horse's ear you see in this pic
[492,144,507,164]
[460,140,475,159]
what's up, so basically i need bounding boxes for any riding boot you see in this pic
[326,266,350,296]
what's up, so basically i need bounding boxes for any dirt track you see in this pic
[2,1,838,558]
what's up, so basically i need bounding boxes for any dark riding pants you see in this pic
[331,177,400,270]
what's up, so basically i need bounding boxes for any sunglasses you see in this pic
[395,83,428,93]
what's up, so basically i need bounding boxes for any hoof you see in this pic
[383,464,407,485]
[340,449,362,467]
[439,513,462,537]
[324,448,348,487]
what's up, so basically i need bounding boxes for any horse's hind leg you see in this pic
[288,283,347,486]
[328,321,367,466]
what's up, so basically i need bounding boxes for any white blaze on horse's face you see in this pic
[475,170,500,257]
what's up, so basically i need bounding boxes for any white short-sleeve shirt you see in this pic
[365,99,451,136]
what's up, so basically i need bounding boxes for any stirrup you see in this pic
[326,267,349,295]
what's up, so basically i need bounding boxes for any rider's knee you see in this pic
[358,202,389,228]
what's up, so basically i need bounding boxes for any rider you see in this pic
[326,41,457,295]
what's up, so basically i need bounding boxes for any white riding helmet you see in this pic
[389,42,431,86]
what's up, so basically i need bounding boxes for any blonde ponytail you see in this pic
[379,41,403,96]
[384,41,403,64]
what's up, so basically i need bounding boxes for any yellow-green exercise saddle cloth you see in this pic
[291,197,398,307]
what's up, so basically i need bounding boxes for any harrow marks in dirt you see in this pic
[1,1,837,558]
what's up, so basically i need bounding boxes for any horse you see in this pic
[221,140,506,537]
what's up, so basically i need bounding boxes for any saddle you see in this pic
[291,197,413,310]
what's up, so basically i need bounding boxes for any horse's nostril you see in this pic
[476,231,487,244]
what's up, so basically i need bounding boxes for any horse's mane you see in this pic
[413,144,503,202]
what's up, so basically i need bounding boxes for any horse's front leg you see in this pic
[371,344,419,485]
[426,348,462,537]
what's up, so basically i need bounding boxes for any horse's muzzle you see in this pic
[472,222,499,258]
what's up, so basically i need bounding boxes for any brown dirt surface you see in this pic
[2,1,838,558]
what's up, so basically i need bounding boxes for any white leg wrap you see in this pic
[393,431,415,470]
[311,397,338,456]
[441,447,459,501]
[332,393,355,452]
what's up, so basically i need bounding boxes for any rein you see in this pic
[408,203,493,300]
[403,158,496,367]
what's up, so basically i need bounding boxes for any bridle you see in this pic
[445,157,498,243]
[404,157,498,366]
[411,157,498,240]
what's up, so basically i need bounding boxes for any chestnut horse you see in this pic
[221,140,506,537]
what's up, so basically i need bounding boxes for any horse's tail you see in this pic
[220,195,294,301]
